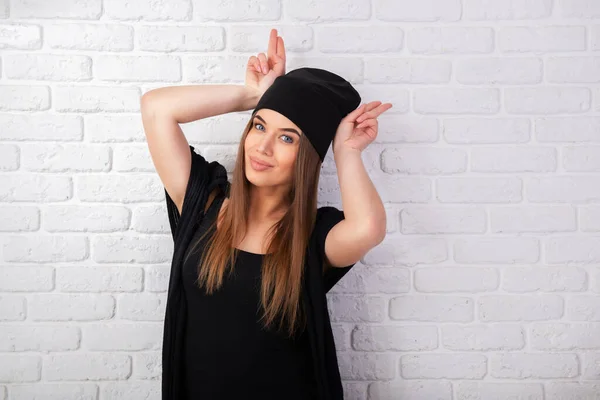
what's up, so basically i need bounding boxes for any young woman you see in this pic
[141,29,391,400]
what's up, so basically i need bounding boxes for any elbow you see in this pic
[140,92,156,114]
[363,217,387,246]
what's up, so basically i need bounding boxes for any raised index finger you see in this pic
[267,29,277,62]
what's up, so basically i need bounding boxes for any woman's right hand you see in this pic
[245,28,286,98]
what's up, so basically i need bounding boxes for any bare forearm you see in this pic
[141,84,261,123]
[334,149,387,241]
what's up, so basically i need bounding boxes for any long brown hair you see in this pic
[184,113,322,338]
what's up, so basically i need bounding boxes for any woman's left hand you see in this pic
[332,101,393,155]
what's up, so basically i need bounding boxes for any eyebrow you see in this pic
[254,114,301,137]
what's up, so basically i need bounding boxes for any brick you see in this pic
[0,85,49,111]
[478,295,563,321]
[364,237,447,266]
[318,26,403,53]
[442,324,525,350]
[581,206,600,231]
[117,293,167,320]
[91,236,173,263]
[21,143,110,172]
[337,353,395,380]
[443,118,530,144]
[490,353,578,378]
[286,0,368,21]
[132,352,161,379]
[56,267,142,292]
[559,0,600,18]
[0,296,25,321]
[0,326,79,351]
[86,114,145,143]
[104,0,191,21]
[547,57,600,83]
[369,381,452,400]
[464,0,552,20]
[415,267,498,292]
[471,145,557,173]
[331,266,410,294]
[401,354,486,379]
[382,147,466,174]
[4,54,91,81]
[547,235,599,264]
[0,175,71,202]
[44,354,130,381]
[491,206,575,233]
[365,57,452,84]
[82,323,162,350]
[11,0,101,19]
[437,177,522,203]
[506,87,590,114]
[564,146,600,171]
[96,55,181,82]
[0,114,82,141]
[401,206,486,234]
[0,266,53,291]
[327,295,386,322]
[139,25,223,52]
[498,26,586,52]
[352,325,438,351]
[456,382,543,400]
[0,144,18,171]
[528,177,600,202]
[76,174,163,203]
[456,57,542,84]
[54,86,140,112]
[0,206,39,231]
[46,23,133,51]
[390,295,474,322]
[0,24,41,49]
[454,236,540,264]
[503,266,587,292]
[374,0,460,21]
[0,355,40,382]
[408,27,494,54]
[131,205,169,234]
[536,117,600,142]
[531,323,600,349]
[29,294,114,321]
[4,235,86,263]
[9,384,97,399]
[414,88,500,114]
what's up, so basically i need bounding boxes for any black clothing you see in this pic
[182,192,318,399]
[162,145,356,400]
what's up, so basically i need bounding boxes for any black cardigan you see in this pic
[161,145,355,400]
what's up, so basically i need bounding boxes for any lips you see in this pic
[249,156,273,168]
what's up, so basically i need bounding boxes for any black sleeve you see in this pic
[315,206,357,293]
[164,145,228,241]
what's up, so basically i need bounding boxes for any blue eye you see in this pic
[254,123,265,131]
[281,135,293,144]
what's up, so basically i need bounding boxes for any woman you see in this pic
[141,28,391,400]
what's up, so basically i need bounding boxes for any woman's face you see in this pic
[244,108,302,189]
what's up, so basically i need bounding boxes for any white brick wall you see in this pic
[0,0,599,399]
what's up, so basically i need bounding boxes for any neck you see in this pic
[248,184,289,222]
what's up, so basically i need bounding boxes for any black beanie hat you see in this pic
[251,67,361,161]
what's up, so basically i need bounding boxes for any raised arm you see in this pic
[140,29,286,215]
[140,85,260,214]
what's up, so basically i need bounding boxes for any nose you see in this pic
[256,132,275,155]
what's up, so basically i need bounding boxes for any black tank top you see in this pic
[181,191,318,400]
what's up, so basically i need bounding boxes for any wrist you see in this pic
[240,86,262,111]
